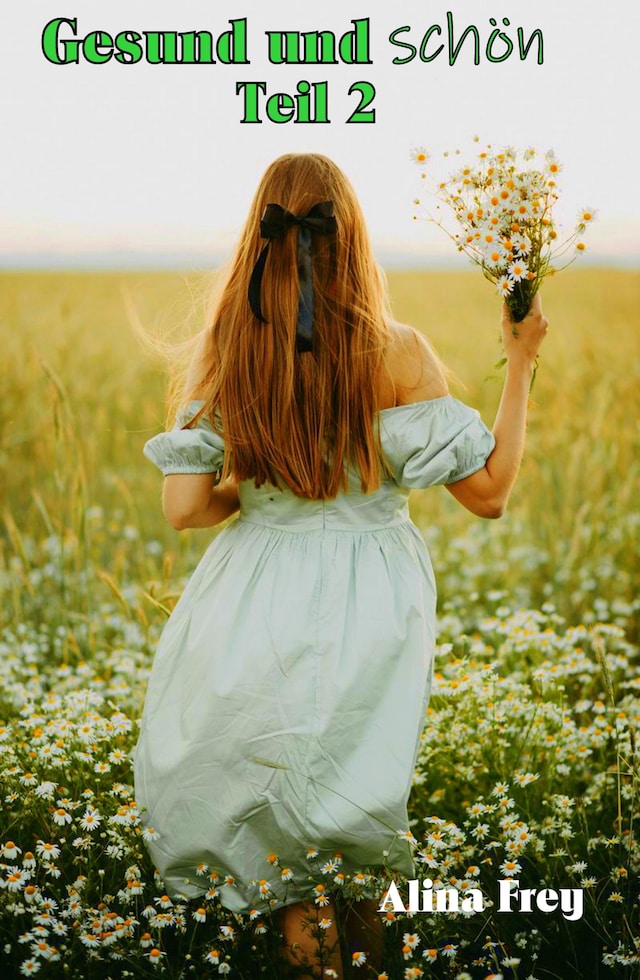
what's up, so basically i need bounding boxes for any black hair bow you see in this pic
[248,201,337,352]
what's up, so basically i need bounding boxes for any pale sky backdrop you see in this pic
[2,0,639,267]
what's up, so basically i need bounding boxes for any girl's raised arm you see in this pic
[445,294,549,518]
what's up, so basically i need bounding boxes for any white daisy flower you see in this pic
[500,859,523,875]
[410,147,430,166]
[496,276,515,296]
[577,206,597,224]
[51,809,71,827]
[320,860,338,874]
[80,809,101,832]
[544,152,563,176]
[20,960,41,976]
[34,783,57,800]
[397,829,418,846]
[35,842,60,862]
[512,199,532,220]
[482,246,508,269]
[508,259,529,281]
[479,229,501,250]
[511,234,531,256]
[494,186,515,207]
[4,870,29,892]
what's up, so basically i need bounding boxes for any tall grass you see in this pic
[0,268,639,979]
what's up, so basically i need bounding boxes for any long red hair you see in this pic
[175,153,395,499]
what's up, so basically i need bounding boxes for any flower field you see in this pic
[0,268,639,979]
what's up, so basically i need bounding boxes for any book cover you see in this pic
[1,2,638,978]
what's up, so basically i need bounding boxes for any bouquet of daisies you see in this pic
[412,141,595,324]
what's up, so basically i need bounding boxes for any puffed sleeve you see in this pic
[379,395,495,489]
[143,400,225,476]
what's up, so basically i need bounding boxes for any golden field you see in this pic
[1,267,638,625]
[0,267,639,978]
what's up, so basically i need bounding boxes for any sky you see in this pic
[2,0,639,267]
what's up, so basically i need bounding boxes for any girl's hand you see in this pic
[501,292,549,367]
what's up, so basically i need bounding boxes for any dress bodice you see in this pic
[143,395,496,533]
[237,472,410,532]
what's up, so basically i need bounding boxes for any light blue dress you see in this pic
[134,396,495,912]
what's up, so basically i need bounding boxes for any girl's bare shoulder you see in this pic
[384,322,449,405]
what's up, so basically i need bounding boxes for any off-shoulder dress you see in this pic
[133,396,495,912]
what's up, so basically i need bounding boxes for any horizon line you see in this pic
[1,249,638,273]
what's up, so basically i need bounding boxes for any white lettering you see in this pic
[560,888,583,921]
[498,878,521,911]
[461,888,484,912]
[377,881,405,913]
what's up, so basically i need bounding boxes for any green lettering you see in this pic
[518,27,544,64]
[217,19,249,64]
[266,92,295,123]
[339,19,371,64]
[295,80,312,122]
[388,26,416,65]
[83,31,113,65]
[346,81,376,123]
[41,17,80,65]
[419,25,444,62]
[309,31,337,64]
[161,33,178,64]
[447,12,480,66]
[299,80,330,123]
[144,33,162,65]
[179,32,215,64]
[486,19,514,64]
[114,31,143,65]
[236,81,266,123]
[266,32,297,64]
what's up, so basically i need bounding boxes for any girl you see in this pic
[134,152,548,977]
